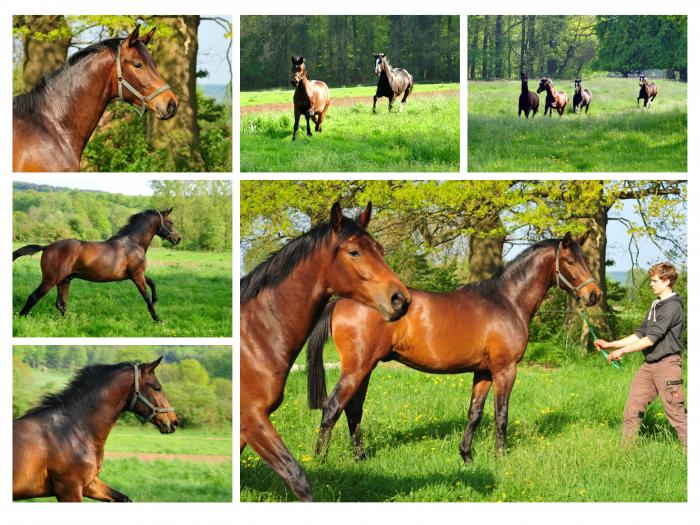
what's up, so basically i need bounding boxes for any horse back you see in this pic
[310,80,330,112]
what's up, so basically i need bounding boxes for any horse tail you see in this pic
[307,300,336,409]
[13,244,45,261]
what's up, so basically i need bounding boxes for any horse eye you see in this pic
[134,62,143,69]
[153,384,161,392]
[349,250,360,257]
[566,258,574,265]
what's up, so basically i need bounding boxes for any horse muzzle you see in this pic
[168,234,181,246]
[291,76,300,87]
[154,95,179,120]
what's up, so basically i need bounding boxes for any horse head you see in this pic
[291,55,306,87]
[574,79,582,94]
[155,207,181,245]
[537,78,550,93]
[374,53,386,75]
[554,232,601,307]
[639,75,648,87]
[131,357,179,434]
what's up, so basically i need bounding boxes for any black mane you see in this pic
[13,37,120,114]
[241,217,368,304]
[20,361,132,418]
[111,209,159,239]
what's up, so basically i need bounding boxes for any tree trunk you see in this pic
[482,16,491,80]
[519,16,527,73]
[494,16,503,79]
[526,16,537,74]
[18,15,70,92]
[467,216,506,283]
[147,15,202,171]
[470,17,480,80]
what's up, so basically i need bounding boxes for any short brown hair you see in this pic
[648,262,678,287]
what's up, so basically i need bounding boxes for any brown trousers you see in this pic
[623,353,687,450]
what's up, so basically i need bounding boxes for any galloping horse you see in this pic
[13,25,178,172]
[518,72,539,118]
[638,75,658,108]
[573,79,592,114]
[290,55,330,140]
[241,202,410,501]
[14,357,177,501]
[373,53,414,112]
[537,78,568,116]
[307,234,601,465]
[13,208,181,322]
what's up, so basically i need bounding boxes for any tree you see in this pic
[14,15,70,92]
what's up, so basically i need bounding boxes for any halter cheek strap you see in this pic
[555,242,596,296]
[116,45,171,117]
[156,210,173,239]
[128,364,175,423]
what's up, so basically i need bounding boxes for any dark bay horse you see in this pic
[13,25,178,172]
[518,72,539,118]
[573,79,592,114]
[13,357,177,502]
[241,202,410,501]
[291,55,330,140]
[638,75,658,108]
[307,234,601,465]
[373,53,414,112]
[13,208,181,322]
[537,78,568,116]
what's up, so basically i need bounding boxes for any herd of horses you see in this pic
[241,203,601,501]
[518,72,658,118]
[290,54,414,140]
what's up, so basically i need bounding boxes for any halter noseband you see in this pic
[128,363,175,423]
[116,45,171,117]
[554,242,596,297]
[156,210,173,239]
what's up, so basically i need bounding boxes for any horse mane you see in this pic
[20,361,133,418]
[13,37,120,114]
[241,217,368,304]
[111,209,159,239]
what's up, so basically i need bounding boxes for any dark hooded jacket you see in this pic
[635,293,684,363]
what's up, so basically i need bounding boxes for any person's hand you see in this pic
[594,339,613,349]
[608,349,624,363]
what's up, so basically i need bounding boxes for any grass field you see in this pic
[240,83,459,172]
[12,247,232,337]
[468,77,687,172]
[241,350,687,502]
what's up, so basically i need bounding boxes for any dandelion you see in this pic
[301,455,312,463]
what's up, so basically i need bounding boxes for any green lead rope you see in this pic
[578,305,622,370]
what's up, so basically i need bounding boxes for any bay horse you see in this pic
[13,357,177,502]
[518,72,539,118]
[13,25,178,172]
[241,202,410,501]
[290,55,330,140]
[638,75,658,108]
[13,208,181,322]
[573,79,592,114]
[373,53,414,113]
[537,78,568,116]
[307,233,601,465]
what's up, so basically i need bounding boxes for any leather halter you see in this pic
[128,364,175,423]
[156,210,173,240]
[554,242,596,297]
[116,45,171,117]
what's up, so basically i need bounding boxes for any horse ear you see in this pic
[125,25,141,48]
[140,27,156,46]
[576,230,590,247]
[357,202,372,230]
[163,207,173,215]
[562,232,573,247]
[142,356,164,374]
[330,202,344,232]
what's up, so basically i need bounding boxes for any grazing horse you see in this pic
[537,78,568,116]
[241,202,410,501]
[573,79,592,114]
[307,234,601,465]
[13,208,181,322]
[518,72,539,118]
[13,357,177,502]
[373,53,414,113]
[290,55,330,140]
[13,25,178,172]
[638,75,658,108]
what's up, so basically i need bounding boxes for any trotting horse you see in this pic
[13,208,181,322]
[638,75,658,108]
[573,79,592,114]
[13,25,178,172]
[518,71,539,118]
[13,357,177,502]
[537,78,568,116]
[373,53,414,113]
[241,202,410,501]
[307,233,601,465]
[290,55,330,140]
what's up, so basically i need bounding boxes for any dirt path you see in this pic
[106,451,231,463]
[240,89,459,115]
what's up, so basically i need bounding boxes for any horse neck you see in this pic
[546,83,556,97]
[297,74,314,99]
[126,216,160,251]
[382,61,397,87]
[521,80,529,94]
[502,246,557,323]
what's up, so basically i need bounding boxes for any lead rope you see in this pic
[577,305,622,370]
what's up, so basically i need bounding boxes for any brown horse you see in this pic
[638,75,658,108]
[13,208,181,322]
[518,71,539,118]
[307,234,601,465]
[13,25,178,172]
[537,78,568,116]
[291,55,330,140]
[241,202,410,501]
[13,357,177,502]
[373,53,414,112]
[573,79,592,114]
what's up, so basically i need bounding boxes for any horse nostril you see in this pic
[391,292,407,313]
[172,419,179,428]
[589,292,598,306]
[167,99,177,115]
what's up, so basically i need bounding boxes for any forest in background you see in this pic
[241,15,460,90]
[467,15,687,81]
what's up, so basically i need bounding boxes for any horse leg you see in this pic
[305,111,313,136]
[492,365,517,456]
[344,375,372,460]
[242,409,313,501]
[388,94,396,112]
[399,89,409,112]
[145,275,157,304]
[55,277,72,316]
[84,478,132,502]
[130,273,161,322]
[53,480,84,502]
[373,95,378,113]
[459,371,493,465]
[19,280,53,316]
[293,108,301,140]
